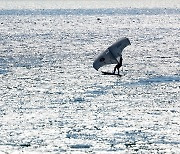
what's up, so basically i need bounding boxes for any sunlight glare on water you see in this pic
[0,0,180,153]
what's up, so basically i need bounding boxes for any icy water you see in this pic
[0,0,180,153]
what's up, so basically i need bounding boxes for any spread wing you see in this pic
[93,48,117,71]
[93,37,131,71]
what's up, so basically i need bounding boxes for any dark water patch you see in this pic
[84,80,119,98]
[0,57,11,74]
[140,76,180,84]
[20,143,31,147]
[86,89,106,97]
[70,144,92,149]
[0,55,44,71]
[13,56,43,69]
[0,8,179,16]
[66,131,96,140]
[0,142,31,147]
[125,75,180,86]
[125,142,136,148]
[0,69,8,74]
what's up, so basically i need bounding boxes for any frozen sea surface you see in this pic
[0,0,180,153]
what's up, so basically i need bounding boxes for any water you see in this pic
[0,0,180,153]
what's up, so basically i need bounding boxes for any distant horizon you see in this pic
[0,8,179,16]
[0,0,179,9]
